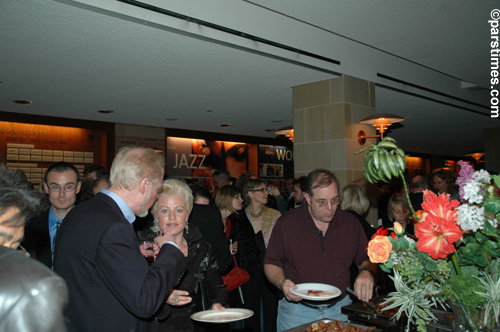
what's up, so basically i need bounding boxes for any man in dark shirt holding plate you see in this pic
[264,169,377,331]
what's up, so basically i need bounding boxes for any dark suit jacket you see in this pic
[188,203,231,273]
[54,193,188,332]
[22,208,52,268]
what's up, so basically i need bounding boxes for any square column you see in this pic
[292,75,378,224]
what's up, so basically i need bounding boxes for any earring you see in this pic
[185,222,189,234]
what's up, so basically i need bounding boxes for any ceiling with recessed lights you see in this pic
[0,0,498,160]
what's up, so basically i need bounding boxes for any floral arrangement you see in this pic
[362,149,500,331]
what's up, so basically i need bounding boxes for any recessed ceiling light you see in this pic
[98,110,114,114]
[265,129,277,132]
[206,110,213,113]
[12,100,32,104]
[219,124,232,127]
[166,118,178,121]
[271,119,283,123]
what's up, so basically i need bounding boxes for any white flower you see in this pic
[456,204,485,232]
[462,181,484,204]
[472,169,490,184]
[487,218,499,229]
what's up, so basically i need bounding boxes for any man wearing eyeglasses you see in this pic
[264,169,377,331]
[23,162,81,269]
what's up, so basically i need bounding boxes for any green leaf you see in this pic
[353,146,369,155]
[380,263,391,273]
[474,251,490,267]
[492,174,500,189]
[386,257,394,269]
[398,238,410,250]
[475,231,488,243]
[462,235,477,245]
[483,219,499,237]
[460,265,480,277]
[484,198,500,215]
[483,239,500,258]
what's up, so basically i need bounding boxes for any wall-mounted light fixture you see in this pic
[358,113,404,144]
[275,125,294,142]
[465,152,484,163]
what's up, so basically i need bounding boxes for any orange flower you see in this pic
[367,235,392,263]
[412,210,423,223]
[421,190,459,222]
[415,213,463,259]
[394,222,404,235]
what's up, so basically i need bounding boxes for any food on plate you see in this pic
[306,290,334,297]
[304,320,375,332]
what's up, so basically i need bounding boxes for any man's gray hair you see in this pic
[110,146,165,191]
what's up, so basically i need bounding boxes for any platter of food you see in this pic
[290,283,341,301]
[190,308,253,323]
[283,319,380,332]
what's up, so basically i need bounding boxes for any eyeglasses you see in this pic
[251,188,270,193]
[47,184,77,192]
[312,197,341,208]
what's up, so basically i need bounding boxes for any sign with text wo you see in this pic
[258,145,294,179]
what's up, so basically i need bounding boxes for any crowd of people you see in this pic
[0,146,466,332]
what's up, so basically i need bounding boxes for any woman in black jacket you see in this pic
[149,179,227,332]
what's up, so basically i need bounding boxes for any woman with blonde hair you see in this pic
[151,178,227,332]
[387,193,414,235]
[341,184,375,240]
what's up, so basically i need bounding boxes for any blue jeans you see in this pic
[276,296,351,332]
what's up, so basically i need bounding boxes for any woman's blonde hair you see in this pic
[341,184,370,216]
[215,185,241,214]
[152,178,193,218]
[387,193,410,221]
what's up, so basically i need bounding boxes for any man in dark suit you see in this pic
[409,174,427,212]
[23,162,81,269]
[54,146,188,332]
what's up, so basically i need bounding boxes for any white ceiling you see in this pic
[1,0,498,159]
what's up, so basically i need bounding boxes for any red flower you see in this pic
[421,190,459,222]
[415,213,463,259]
[372,227,388,240]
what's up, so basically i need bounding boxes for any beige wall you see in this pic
[292,75,380,225]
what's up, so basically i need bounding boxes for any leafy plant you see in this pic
[360,141,500,332]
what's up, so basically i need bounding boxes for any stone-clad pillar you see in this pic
[292,75,378,225]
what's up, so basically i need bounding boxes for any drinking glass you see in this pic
[139,240,155,265]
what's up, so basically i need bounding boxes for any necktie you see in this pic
[52,220,62,253]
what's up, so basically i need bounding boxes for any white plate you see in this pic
[191,308,254,323]
[290,283,341,301]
